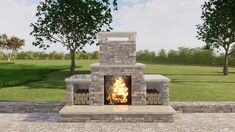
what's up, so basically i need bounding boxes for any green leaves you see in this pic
[30,0,117,75]
[30,0,117,51]
[197,0,235,75]
[0,34,25,51]
[197,0,235,50]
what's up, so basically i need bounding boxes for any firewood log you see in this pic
[77,93,82,97]
[81,93,86,97]
[149,93,154,97]
[81,100,86,105]
[153,93,158,97]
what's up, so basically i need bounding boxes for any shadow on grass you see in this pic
[0,68,61,88]
[214,72,235,74]
[0,62,15,65]
[77,70,90,74]
[0,62,84,88]
[26,70,91,89]
[163,73,225,76]
[172,80,235,83]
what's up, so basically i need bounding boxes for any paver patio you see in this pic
[0,113,234,132]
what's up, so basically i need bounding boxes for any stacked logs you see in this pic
[146,89,161,105]
[74,89,89,105]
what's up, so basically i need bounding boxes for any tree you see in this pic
[168,50,178,63]
[158,49,167,61]
[230,45,235,65]
[0,51,4,60]
[136,50,156,61]
[24,51,34,60]
[178,47,192,64]
[196,0,235,75]
[191,47,215,65]
[90,51,99,59]
[30,0,117,75]
[0,34,25,62]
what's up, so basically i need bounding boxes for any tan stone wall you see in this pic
[99,41,136,65]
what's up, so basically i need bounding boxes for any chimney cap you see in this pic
[98,32,137,42]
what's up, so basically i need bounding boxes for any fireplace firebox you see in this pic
[104,75,131,105]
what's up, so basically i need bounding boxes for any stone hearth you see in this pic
[59,32,176,122]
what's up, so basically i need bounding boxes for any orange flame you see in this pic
[106,77,129,104]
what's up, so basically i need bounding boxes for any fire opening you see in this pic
[104,75,131,105]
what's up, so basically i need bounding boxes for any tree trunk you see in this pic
[70,50,76,76]
[7,53,11,62]
[223,51,229,75]
[7,51,12,62]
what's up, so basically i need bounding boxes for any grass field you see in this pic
[0,60,235,102]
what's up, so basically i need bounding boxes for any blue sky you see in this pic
[0,0,206,53]
[15,0,149,9]
[16,0,39,4]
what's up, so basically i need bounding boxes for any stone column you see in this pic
[65,81,74,105]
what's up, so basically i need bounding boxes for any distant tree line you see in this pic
[0,47,235,66]
[0,51,99,60]
[136,47,235,66]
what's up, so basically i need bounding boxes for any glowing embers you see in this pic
[104,75,131,105]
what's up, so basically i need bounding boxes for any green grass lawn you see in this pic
[0,61,66,88]
[0,60,234,102]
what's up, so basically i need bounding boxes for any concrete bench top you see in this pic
[65,74,170,83]
[90,63,145,68]
[65,74,91,83]
[59,105,176,115]
[144,75,170,82]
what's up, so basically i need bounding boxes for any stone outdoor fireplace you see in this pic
[60,32,176,123]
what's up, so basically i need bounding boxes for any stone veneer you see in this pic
[100,41,136,65]
[89,63,146,105]
[61,113,174,123]
[89,32,147,105]
[1,102,235,113]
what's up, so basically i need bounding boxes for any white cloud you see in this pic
[123,0,140,4]
[0,0,207,53]
[113,0,206,53]
[0,0,68,53]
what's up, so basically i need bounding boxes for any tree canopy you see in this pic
[196,0,235,75]
[0,34,25,61]
[30,0,117,75]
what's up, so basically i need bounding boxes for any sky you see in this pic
[0,0,206,53]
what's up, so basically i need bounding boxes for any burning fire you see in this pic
[106,77,129,104]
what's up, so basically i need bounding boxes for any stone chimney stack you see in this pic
[98,32,137,65]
